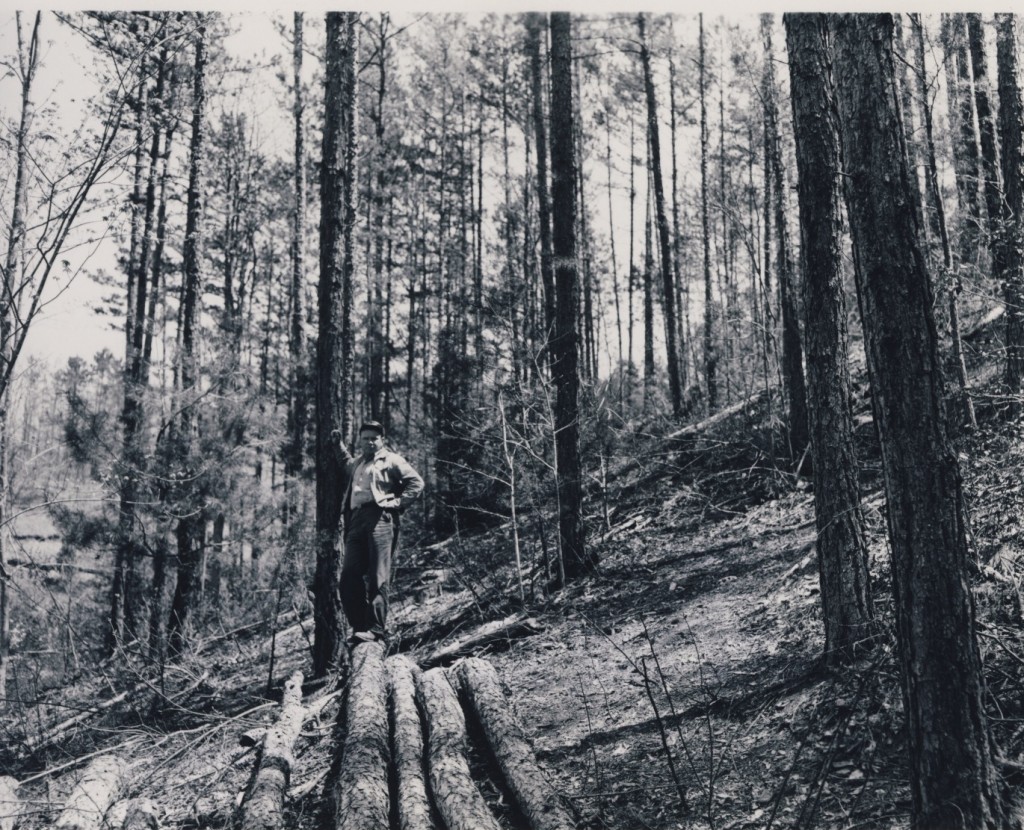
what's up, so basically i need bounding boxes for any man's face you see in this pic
[359,429,384,457]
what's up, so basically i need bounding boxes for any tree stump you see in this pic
[55,755,128,830]
[0,777,20,830]
[416,668,501,830]
[454,659,575,830]
[330,642,389,830]
[385,656,435,830]
[239,670,306,830]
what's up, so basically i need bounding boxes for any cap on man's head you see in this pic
[359,420,385,436]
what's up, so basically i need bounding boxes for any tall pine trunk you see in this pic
[313,12,358,677]
[549,13,594,582]
[833,14,1003,828]
[285,12,308,498]
[168,15,209,659]
[637,14,682,414]
[699,15,717,412]
[762,14,809,459]
[997,14,1024,419]
[784,13,873,664]
[527,13,555,358]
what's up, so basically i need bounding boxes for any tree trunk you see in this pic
[331,643,389,830]
[910,14,953,266]
[699,15,717,412]
[168,15,209,659]
[0,12,40,704]
[285,12,307,494]
[833,14,1003,829]
[417,668,501,830]
[940,13,980,429]
[55,756,128,830]
[314,12,358,677]
[454,658,575,830]
[549,13,593,582]
[527,14,556,358]
[385,656,435,830]
[784,13,873,665]
[966,13,1004,247]
[762,14,809,459]
[239,671,305,830]
[637,14,683,415]
[997,13,1024,419]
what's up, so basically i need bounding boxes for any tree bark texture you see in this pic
[548,13,593,581]
[416,668,501,830]
[315,12,359,677]
[784,13,873,665]
[762,14,809,458]
[331,642,389,830]
[385,655,436,830]
[910,15,953,268]
[0,776,19,830]
[239,671,305,830]
[168,15,209,659]
[966,13,1004,245]
[997,13,1024,417]
[637,14,683,415]
[833,14,1003,830]
[55,755,128,830]
[699,15,717,412]
[454,658,575,830]
[285,11,307,487]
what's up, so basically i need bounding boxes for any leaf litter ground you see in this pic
[6,408,1024,830]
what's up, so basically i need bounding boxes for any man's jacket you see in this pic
[337,445,424,518]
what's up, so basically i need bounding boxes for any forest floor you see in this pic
[4,343,1024,829]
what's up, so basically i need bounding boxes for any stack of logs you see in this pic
[0,648,573,830]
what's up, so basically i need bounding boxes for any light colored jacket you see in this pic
[339,445,424,512]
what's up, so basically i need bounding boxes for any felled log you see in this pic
[0,776,20,830]
[454,659,575,830]
[330,642,389,830]
[239,671,306,830]
[55,755,128,830]
[385,656,435,830]
[423,615,543,669]
[416,668,501,830]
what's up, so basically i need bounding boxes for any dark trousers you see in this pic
[341,504,398,634]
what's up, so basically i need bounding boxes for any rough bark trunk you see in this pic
[285,12,307,491]
[417,668,501,830]
[55,756,128,830]
[549,13,593,581]
[168,15,209,659]
[454,659,574,830]
[784,13,874,665]
[385,656,436,830]
[239,671,305,830]
[637,13,683,414]
[762,13,810,459]
[997,14,1024,418]
[527,13,556,361]
[699,15,717,412]
[314,12,358,677]
[331,643,389,830]
[967,13,1004,246]
[833,14,1003,829]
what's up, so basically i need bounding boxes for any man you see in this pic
[332,420,424,645]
